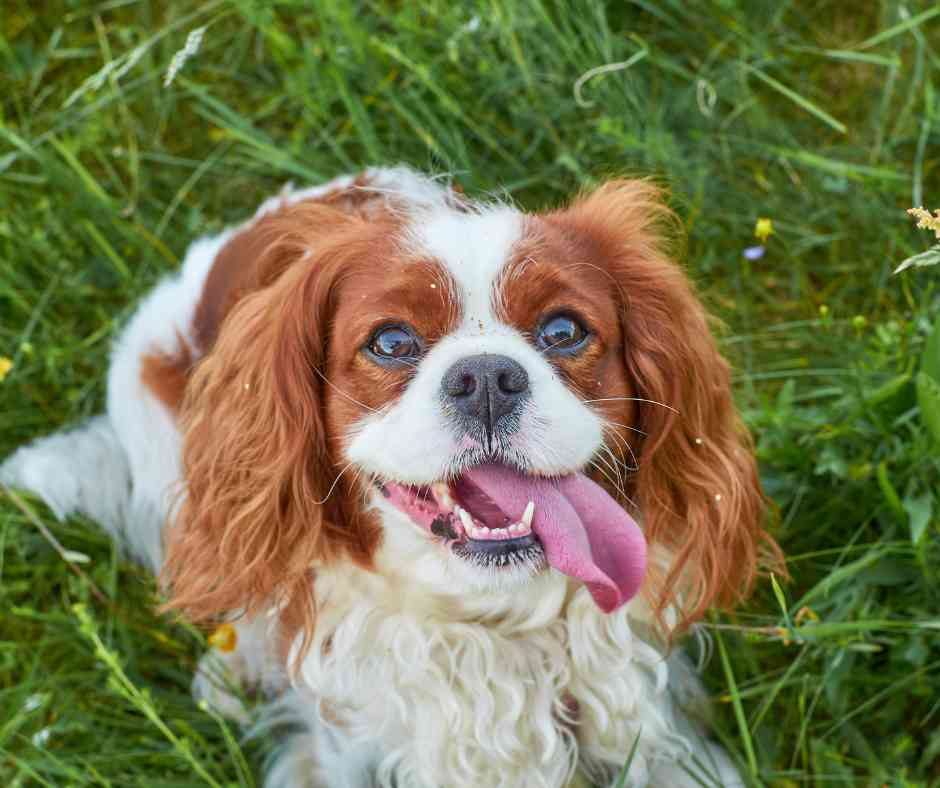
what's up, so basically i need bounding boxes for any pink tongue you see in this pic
[464,464,647,612]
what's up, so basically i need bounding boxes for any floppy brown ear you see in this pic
[160,204,379,643]
[551,180,783,630]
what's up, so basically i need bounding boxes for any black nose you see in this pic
[441,354,530,440]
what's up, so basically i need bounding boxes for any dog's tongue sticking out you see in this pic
[464,464,647,612]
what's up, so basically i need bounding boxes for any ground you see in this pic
[1,1,939,786]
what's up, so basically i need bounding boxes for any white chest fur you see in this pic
[284,568,699,788]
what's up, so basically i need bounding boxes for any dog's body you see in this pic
[2,167,776,787]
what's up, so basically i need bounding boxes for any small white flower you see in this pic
[164,27,206,88]
[63,43,148,108]
[23,693,46,713]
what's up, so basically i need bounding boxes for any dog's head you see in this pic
[163,173,780,645]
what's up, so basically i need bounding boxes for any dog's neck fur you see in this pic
[282,527,692,788]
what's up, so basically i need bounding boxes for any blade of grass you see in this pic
[714,628,758,780]
[742,63,846,134]
[855,6,940,50]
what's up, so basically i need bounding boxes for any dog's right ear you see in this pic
[160,202,379,641]
[546,179,784,632]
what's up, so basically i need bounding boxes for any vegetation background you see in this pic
[2,1,939,785]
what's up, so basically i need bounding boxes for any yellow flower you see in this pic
[207,623,238,653]
[0,357,12,382]
[908,206,940,239]
[754,217,774,242]
[794,606,819,625]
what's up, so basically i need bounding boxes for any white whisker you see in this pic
[533,336,576,356]
[582,396,679,414]
[594,446,626,489]
[312,367,379,413]
[587,457,639,510]
[314,460,358,505]
[602,419,647,437]
[602,427,640,472]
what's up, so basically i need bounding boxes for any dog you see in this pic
[1,166,781,787]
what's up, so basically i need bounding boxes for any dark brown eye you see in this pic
[368,325,422,361]
[536,314,589,353]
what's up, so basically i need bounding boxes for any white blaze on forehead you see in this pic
[408,206,524,330]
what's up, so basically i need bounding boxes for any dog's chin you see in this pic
[439,542,548,594]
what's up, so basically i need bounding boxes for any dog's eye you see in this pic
[536,314,589,353]
[369,325,422,361]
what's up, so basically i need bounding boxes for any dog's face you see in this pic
[342,206,618,484]
[332,205,646,600]
[163,177,778,644]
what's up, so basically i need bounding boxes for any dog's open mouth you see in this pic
[383,473,543,567]
[382,463,648,613]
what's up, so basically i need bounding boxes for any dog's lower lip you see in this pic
[460,533,539,553]
[452,532,546,569]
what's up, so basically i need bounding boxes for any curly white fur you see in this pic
[260,552,740,788]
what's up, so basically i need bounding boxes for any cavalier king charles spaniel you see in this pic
[2,166,781,787]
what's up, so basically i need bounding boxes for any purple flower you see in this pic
[743,245,765,260]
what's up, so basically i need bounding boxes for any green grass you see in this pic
[1,1,939,785]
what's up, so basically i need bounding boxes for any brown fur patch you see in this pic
[192,211,285,352]
[140,340,193,415]
[497,217,634,417]
[192,174,421,353]
[144,177,405,433]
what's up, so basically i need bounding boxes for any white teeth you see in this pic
[522,501,535,529]
[509,522,525,535]
[456,506,474,533]
[471,525,488,539]
[431,482,454,511]
[493,528,509,539]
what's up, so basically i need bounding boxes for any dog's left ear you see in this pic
[547,179,784,630]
